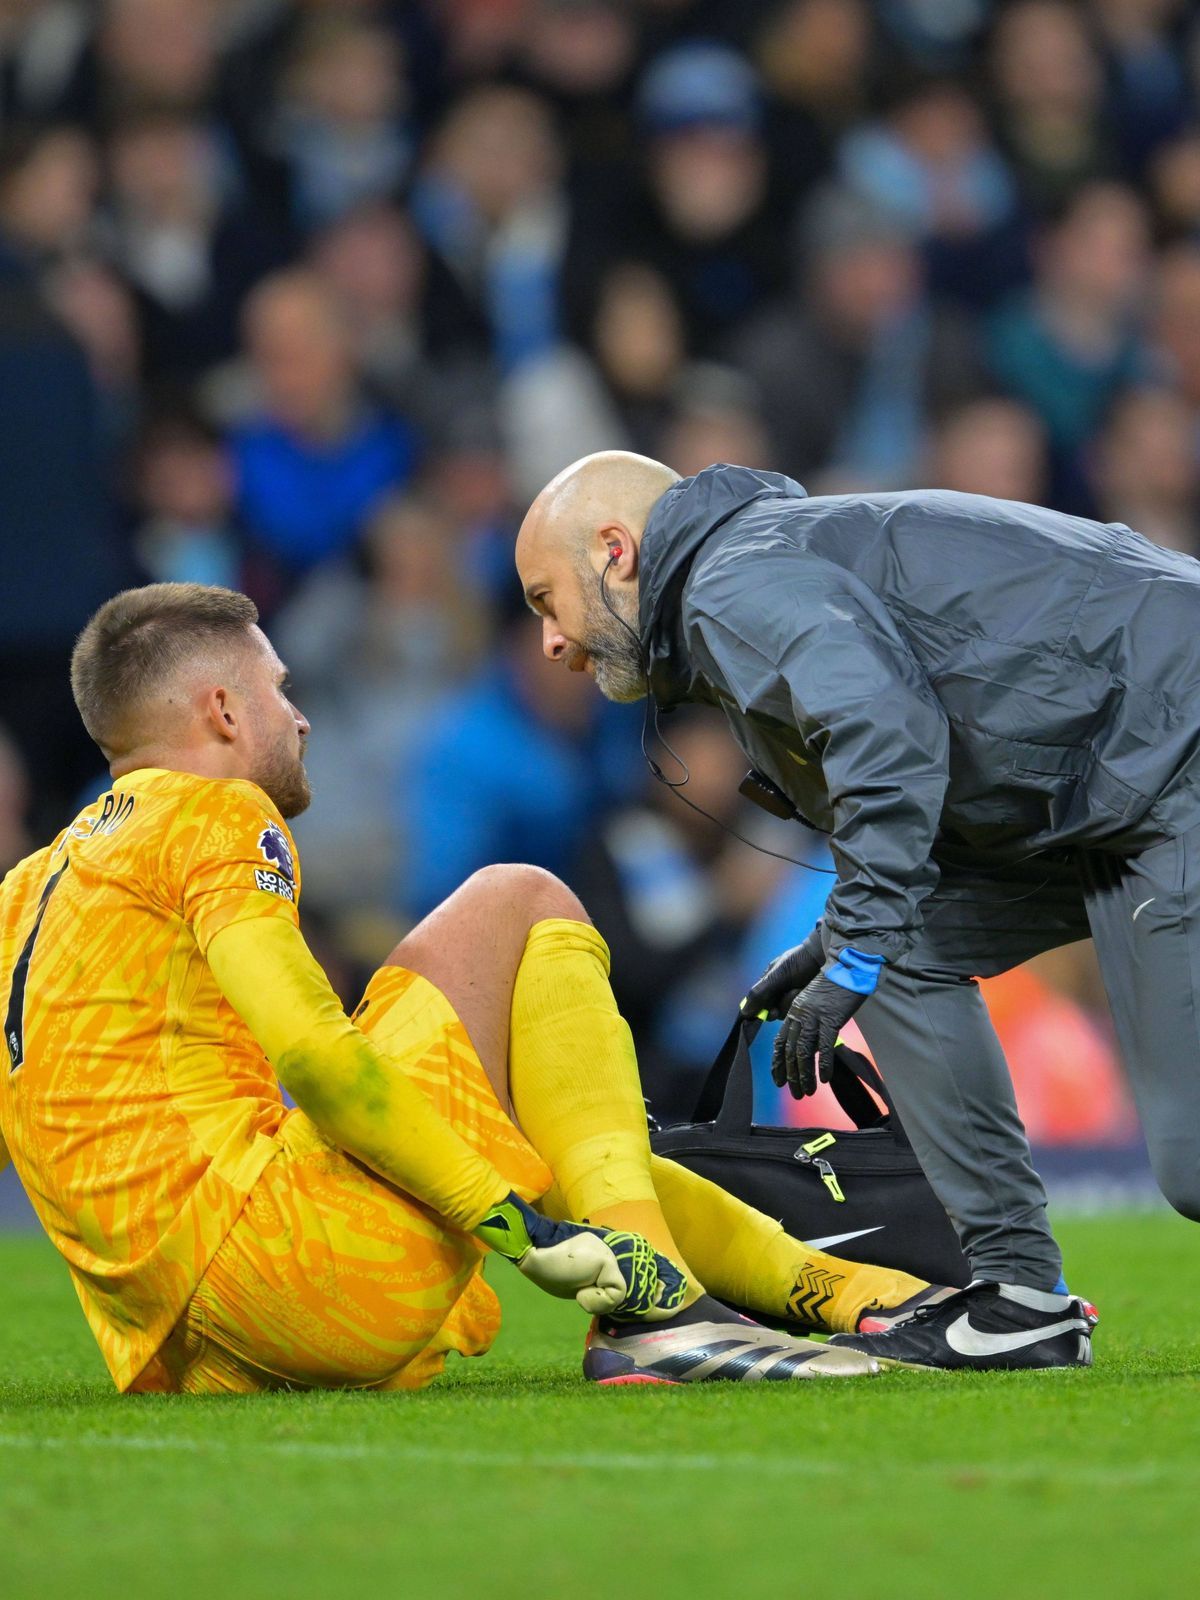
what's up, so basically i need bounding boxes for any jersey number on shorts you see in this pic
[5,859,68,1072]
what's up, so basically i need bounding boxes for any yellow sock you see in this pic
[508,918,702,1302]
[649,1156,929,1333]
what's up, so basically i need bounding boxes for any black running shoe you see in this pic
[829,1281,1098,1371]
[583,1294,878,1384]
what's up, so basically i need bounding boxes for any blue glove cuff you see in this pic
[825,948,886,996]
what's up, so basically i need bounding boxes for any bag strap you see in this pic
[689,1016,913,1148]
[690,1014,760,1131]
[828,1043,890,1126]
[829,1042,913,1149]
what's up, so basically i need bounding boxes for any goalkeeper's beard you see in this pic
[255,730,312,820]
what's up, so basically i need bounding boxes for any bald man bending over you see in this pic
[515,450,1200,1371]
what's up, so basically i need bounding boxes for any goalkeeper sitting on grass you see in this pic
[0,584,937,1393]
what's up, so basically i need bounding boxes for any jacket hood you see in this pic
[638,463,808,703]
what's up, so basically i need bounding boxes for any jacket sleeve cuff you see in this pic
[821,924,914,965]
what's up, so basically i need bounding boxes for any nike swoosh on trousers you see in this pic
[944,1313,1087,1357]
[806,1226,885,1251]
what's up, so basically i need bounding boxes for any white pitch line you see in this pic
[0,1433,1172,1487]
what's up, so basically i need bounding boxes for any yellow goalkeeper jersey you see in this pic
[0,768,300,1390]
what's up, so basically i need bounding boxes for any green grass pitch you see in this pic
[2,1212,1199,1600]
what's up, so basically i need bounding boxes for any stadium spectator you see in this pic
[0,176,130,829]
[95,0,221,120]
[601,40,789,354]
[500,258,690,501]
[1092,0,1192,178]
[1087,386,1200,556]
[228,267,419,595]
[275,490,489,919]
[43,254,142,439]
[130,408,243,590]
[270,12,413,233]
[589,260,688,449]
[986,182,1152,496]
[875,0,988,68]
[308,203,440,424]
[395,369,522,613]
[0,124,100,266]
[0,0,93,126]
[1148,130,1200,244]
[658,364,772,479]
[513,0,639,179]
[411,84,568,375]
[1149,243,1200,412]
[278,491,489,714]
[987,0,1111,214]
[437,0,532,82]
[102,113,286,380]
[732,186,984,486]
[750,0,874,197]
[395,616,641,920]
[924,395,1051,505]
[836,73,1023,307]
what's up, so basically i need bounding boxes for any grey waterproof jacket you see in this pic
[638,465,1200,963]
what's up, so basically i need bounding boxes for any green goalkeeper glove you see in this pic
[474,1191,688,1321]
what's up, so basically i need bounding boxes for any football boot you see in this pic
[583,1294,879,1384]
[830,1281,1098,1370]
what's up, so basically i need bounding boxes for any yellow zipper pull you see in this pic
[793,1132,846,1202]
[815,1159,845,1203]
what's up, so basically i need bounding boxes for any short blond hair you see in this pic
[71,583,259,753]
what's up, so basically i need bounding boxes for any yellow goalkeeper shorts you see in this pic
[134,965,552,1395]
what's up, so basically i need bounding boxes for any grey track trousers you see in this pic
[853,822,1200,1287]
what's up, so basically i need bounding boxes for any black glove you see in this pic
[742,925,825,1020]
[770,949,887,1098]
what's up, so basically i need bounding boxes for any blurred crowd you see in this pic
[7,0,1193,1140]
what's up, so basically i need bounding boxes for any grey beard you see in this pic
[579,581,647,702]
[591,646,648,703]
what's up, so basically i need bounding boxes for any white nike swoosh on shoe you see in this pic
[1132,897,1156,922]
[944,1313,1087,1357]
[807,1225,885,1251]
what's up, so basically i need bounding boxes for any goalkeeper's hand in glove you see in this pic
[742,925,825,1020]
[474,1191,688,1321]
[772,949,886,1099]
